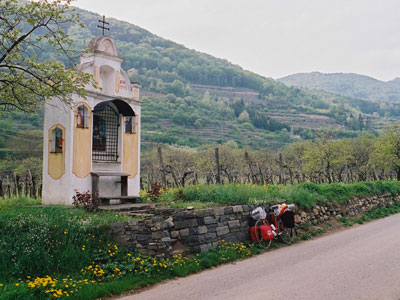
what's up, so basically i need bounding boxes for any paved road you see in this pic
[117,214,400,300]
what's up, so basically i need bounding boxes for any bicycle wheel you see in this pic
[278,221,294,245]
[254,220,272,249]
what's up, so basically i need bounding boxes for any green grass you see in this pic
[155,181,400,208]
[2,187,400,300]
[339,217,353,227]
[0,197,262,300]
[0,200,130,283]
[338,203,400,229]
[0,195,41,207]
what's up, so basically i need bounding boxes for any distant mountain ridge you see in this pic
[278,72,400,102]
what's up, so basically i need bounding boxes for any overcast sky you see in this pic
[74,0,400,81]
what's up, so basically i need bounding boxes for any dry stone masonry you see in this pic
[109,193,400,257]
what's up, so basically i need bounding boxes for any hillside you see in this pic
[2,6,400,159]
[278,72,400,103]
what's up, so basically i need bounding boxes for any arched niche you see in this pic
[99,65,115,95]
[73,102,92,178]
[48,124,65,179]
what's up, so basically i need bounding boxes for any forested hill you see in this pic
[278,72,400,103]
[3,6,400,157]
[60,8,282,94]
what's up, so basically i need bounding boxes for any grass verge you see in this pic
[153,181,400,208]
[1,193,400,300]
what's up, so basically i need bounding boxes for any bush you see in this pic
[72,190,98,211]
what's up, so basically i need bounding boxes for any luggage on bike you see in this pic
[249,207,266,227]
[250,207,266,220]
[250,223,274,241]
[280,210,295,228]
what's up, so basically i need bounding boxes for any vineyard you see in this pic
[141,124,400,191]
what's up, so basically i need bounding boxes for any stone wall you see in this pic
[296,193,399,224]
[111,205,252,257]
[110,193,400,257]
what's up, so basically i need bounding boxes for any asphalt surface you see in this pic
[116,213,400,300]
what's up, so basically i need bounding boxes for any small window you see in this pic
[76,105,89,128]
[50,127,63,153]
[125,116,136,134]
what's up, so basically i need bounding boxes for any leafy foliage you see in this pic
[72,190,98,211]
[0,0,92,114]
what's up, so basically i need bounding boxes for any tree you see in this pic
[371,122,400,180]
[0,0,92,114]
[238,110,250,123]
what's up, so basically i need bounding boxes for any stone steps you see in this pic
[99,203,155,212]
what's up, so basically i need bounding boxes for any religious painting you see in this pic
[50,127,63,153]
[92,105,119,161]
[125,116,136,134]
[93,115,106,152]
[76,105,89,128]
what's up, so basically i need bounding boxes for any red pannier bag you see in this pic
[250,224,274,241]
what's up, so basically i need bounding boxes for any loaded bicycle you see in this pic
[250,203,296,249]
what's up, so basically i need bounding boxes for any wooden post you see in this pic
[13,172,18,197]
[256,163,264,184]
[38,183,42,198]
[92,174,99,202]
[297,155,305,183]
[27,169,34,198]
[140,177,144,190]
[215,147,221,184]
[279,153,285,184]
[121,175,128,196]
[32,176,37,199]
[245,151,256,184]
[16,174,22,196]
[344,161,349,183]
[6,176,11,199]
[157,144,167,186]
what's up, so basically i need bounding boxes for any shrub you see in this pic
[72,190,98,211]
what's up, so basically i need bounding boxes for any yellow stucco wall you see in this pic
[123,117,139,179]
[73,103,92,178]
[48,124,65,180]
